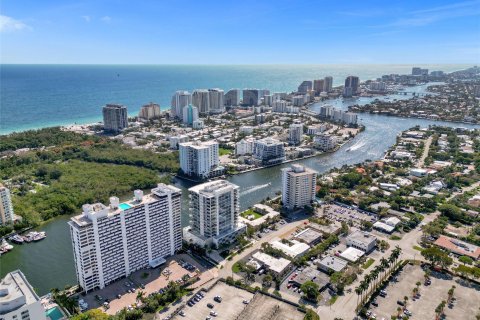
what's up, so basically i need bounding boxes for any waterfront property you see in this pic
[183,180,245,248]
[281,164,317,210]
[0,270,46,320]
[68,185,182,292]
[0,184,14,225]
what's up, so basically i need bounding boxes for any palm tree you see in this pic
[380,257,390,281]
[448,285,456,302]
[355,286,362,308]
[136,290,145,303]
[403,296,408,310]
[397,306,402,318]
[412,287,418,299]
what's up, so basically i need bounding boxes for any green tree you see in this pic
[459,255,473,265]
[421,247,453,268]
[301,281,320,302]
[303,309,320,320]
[70,309,109,320]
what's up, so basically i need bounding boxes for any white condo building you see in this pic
[171,91,192,119]
[314,134,337,151]
[179,141,222,179]
[0,270,46,320]
[208,89,225,114]
[253,137,286,165]
[68,185,182,292]
[281,164,317,210]
[182,104,199,125]
[235,138,255,156]
[184,180,245,247]
[288,123,303,145]
[192,89,210,115]
[0,184,14,225]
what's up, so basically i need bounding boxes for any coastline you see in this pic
[351,111,479,126]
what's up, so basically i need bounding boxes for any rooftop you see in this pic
[347,231,377,245]
[340,247,365,262]
[316,256,348,273]
[189,180,238,196]
[271,239,310,258]
[70,184,181,227]
[294,228,323,245]
[252,252,291,274]
[434,235,480,260]
[0,270,40,315]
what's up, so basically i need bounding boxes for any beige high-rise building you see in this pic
[281,164,317,210]
[138,102,161,120]
[0,184,14,225]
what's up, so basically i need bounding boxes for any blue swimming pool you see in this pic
[46,306,64,320]
[119,203,132,210]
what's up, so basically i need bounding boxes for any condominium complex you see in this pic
[138,102,161,120]
[224,89,241,106]
[185,180,245,247]
[343,76,359,97]
[313,79,324,95]
[0,270,46,320]
[192,89,210,115]
[208,88,225,114]
[281,164,317,210]
[68,185,182,292]
[102,104,128,133]
[314,133,337,151]
[253,137,286,165]
[288,123,303,145]
[242,89,259,106]
[179,140,222,179]
[182,104,199,125]
[323,76,333,92]
[0,184,14,225]
[235,138,255,156]
[171,91,192,118]
[297,81,313,93]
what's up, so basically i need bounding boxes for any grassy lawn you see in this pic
[232,262,242,273]
[219,147,233,156]
[389,235,402,240]
[412,245,423,251]
[240,209,263,220]
[362,258,375,269]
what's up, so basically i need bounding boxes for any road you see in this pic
[416,136,433,167]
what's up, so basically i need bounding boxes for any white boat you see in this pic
[1,239,13,251]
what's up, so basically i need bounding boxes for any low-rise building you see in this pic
[251,251,292,276]
[339,247,365,262]
[309,222,342,236]
[294,228,323,246]
[289,266,329,291]
[346,231,377,252]
[316,256,348,273]
[314,134,337,151]
[271,239,310,259]
[434,235,480,260]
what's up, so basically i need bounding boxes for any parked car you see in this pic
[207,303,214,309]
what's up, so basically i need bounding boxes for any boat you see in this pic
[9,234,24,244]
[1,239,14,252]
[32,231,47,242]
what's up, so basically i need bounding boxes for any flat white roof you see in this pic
[252,252,291,274]
[317,256,348,272]
[340,247,365,262]
[373,221,395,233]
[271,239,310,258]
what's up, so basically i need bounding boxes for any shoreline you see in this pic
[351,111,479,126]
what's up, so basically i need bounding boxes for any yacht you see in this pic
[9,234,24,244]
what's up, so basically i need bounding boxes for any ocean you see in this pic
[0,64,471,135]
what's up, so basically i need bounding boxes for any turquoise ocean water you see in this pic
[0,64,470,134]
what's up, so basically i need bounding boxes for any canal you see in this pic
[1,87,479,295]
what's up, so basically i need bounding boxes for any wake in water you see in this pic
[240,183,271,196]
[349,141,366,151]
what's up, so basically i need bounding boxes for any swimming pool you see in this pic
[46,306,65,320]
[119,203,132,210]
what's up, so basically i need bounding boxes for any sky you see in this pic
[1,0,479,64]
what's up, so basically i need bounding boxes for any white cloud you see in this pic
[0,15,31,33]
[101,16,112,23]
[81,15,91,22]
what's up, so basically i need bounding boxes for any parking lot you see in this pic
[370,264,480,320]
[321,204,378,229]
[80,254,204,315]
[173,281,305,320]
[174,281,254,320]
